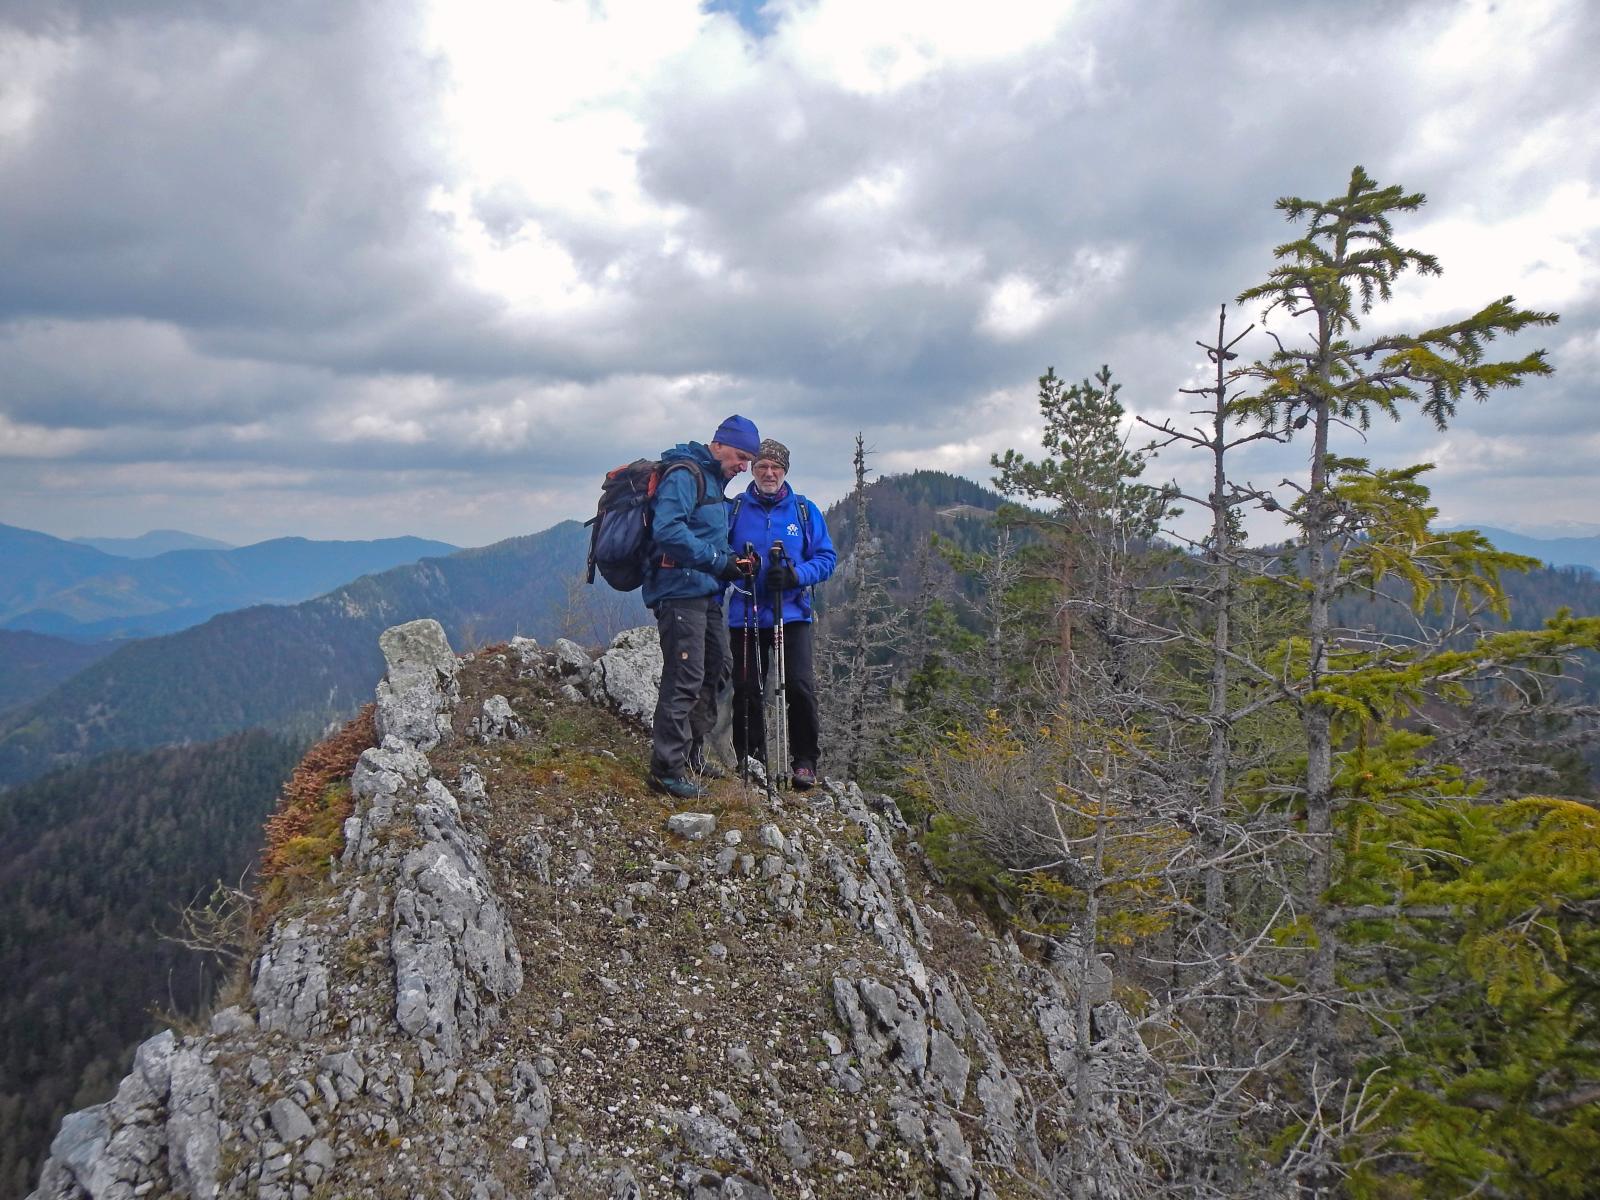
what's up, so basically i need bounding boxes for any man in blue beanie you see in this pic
[643,414,761,800]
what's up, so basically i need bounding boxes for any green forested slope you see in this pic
[0,731,305,1200]
[1333,562,1600,701]
[0,631,116,716]
[820,470,1006,603]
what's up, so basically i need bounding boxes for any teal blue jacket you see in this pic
[641,442,735,609]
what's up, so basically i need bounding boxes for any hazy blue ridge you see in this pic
[2,532,460,635]
[0,631,118,715]
[1467,526,1600,574]
[11,602,295,643]
[69,529,234,557]
[0,520,645,787]
[0,524,124,619]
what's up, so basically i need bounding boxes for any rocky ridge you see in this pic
[30,619,1143,1200]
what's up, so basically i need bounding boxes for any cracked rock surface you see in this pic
[31,626,1144,1200]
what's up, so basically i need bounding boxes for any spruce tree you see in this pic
[992,365,1172,700]
[1234,165,1565,1185]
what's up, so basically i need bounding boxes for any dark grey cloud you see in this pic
[1,0,1595,545]
[0,2,457,337]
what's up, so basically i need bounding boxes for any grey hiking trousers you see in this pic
[649,595,730,778]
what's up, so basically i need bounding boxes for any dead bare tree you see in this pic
[816,433,905,782]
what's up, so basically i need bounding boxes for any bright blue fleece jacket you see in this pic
[725,480,836,628]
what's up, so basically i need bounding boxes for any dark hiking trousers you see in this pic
[651,595,730,778]
[731,620,819,772]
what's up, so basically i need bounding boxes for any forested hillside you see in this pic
[818,469,1007,609]
[0,521,644,787]
[829,474,1599,703]
[0,731,305,1199]
[0,632,115,715]
[1335,561,1600,710]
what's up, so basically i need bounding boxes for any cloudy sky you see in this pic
[2,0,1597,549]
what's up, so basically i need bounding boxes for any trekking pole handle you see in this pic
[736,541,759,579]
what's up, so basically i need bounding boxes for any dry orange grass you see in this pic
[258,704,377,916]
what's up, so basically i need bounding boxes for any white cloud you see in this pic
[0,25,75,147]
[34,461,318,494]
[419,0,713,314]
[1383,181,1600,326]
[816,165,908,222]
[980,274,1055,340]
[776,0,1081,94]
[0,412,99,457]
[979,244,1130,340]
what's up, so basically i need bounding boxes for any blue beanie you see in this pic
[712,414,760,457]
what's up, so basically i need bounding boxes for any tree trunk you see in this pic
[1300,302,1340,1193]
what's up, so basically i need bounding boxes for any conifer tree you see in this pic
[992,365,1173,700]
[1233,165,1567,1185]
[899,168,1596,1198]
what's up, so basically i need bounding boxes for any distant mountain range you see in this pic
[0,525,120,621]
[0,520,645,787]
[70,529,234,557]
[1470,526,1600,574]
[0,523,459,640]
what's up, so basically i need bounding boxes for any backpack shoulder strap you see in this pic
[658,460,710,508]
[730,493,744,532]
[793,493,813,559]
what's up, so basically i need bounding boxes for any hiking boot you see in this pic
[647,773,708,801]
[791,766,817,790]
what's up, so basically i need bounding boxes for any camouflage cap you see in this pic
[755,439,790,470]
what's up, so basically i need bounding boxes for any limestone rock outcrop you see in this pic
[374,618,458,749]
[31,624,1146,1200]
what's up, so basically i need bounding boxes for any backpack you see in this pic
[585,458,708,591]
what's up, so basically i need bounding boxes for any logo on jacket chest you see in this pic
[786,522,800,536]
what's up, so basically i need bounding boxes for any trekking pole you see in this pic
[739,543,758,795]
[769,540,790,792]
[746,542,774,803]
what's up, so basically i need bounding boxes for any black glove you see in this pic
[766,560,801,592]
[719,552,759,582]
